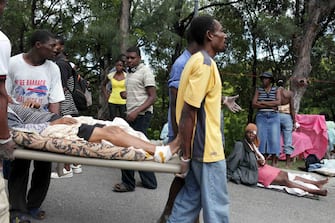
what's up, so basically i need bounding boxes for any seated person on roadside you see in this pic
[227,123,328,196]
[227,123,263,186]
[7,99,179,164]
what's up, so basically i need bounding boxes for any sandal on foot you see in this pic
[29,208,46,220]
[113,183,134,192]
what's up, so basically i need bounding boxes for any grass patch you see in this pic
[276,158,305,171]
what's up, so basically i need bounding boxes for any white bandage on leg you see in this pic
[154,145,172,163]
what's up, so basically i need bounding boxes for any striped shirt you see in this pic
[8,104,60,133]
[257,86,277,101]
[125,63,156,115]
[257,86,278,112]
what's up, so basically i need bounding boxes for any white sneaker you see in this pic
[51,168,73,179]
[154,145,172,163]
[70,164,82,174]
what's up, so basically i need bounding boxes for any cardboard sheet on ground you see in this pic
[11,130,181,173]
[257,172,322,199]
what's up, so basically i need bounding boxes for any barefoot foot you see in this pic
[315,178,329,189]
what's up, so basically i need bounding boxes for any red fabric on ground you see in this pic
[258,164,281,187]
[280,114,328,160]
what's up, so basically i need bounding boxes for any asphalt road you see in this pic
[11,165,335,223]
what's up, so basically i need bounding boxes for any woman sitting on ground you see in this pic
[227,123,328,196]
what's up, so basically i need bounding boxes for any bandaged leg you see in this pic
[154,146,172,163]
[90,126,180,163]
[154,135,180,163]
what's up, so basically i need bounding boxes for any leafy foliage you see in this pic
[1,0,334,150]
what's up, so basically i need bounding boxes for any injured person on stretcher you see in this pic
[6,102,179,163]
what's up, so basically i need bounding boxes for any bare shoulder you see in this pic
[281,88,293,98]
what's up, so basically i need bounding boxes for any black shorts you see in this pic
[77,123,105,141]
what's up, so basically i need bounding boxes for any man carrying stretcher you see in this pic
[7,100,179,164]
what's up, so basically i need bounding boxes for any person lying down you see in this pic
[7,103,179,163]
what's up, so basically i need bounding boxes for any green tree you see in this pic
[291,0,335,113]
[1,0,335,143]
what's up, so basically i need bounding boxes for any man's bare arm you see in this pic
[127,86,156,122]
[48,102,61,115]
[289,91,296,127]
[169,87,178,137]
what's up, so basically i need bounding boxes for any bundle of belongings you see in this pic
[306,157,335,177]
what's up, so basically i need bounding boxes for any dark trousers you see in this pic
[121,112,157,190]
[108,103,126,120]
[8,159,51,215]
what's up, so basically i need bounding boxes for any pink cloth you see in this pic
[258,164,281,187]
[280,114,328,160]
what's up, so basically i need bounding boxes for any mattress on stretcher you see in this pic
[11,130,181,173]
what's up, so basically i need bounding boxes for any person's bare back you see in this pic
[278,86,293,105]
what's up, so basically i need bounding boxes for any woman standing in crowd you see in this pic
[102,58,127,120]
[252,72,281,166]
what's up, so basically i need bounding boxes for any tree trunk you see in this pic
[291,0,335,113]
[98,0,130,120]
[248,31,257,123]
[119,0,130,53]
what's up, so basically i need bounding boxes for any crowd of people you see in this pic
[0,4,330,223]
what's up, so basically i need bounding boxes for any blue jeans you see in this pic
[168,160,229,223]
[279,113,294,155]
[121,112,157,190]
[256,111,280,156]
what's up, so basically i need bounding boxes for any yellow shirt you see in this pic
[176,51,225,162]
[107,72,126,104]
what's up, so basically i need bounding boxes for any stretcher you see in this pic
[13,149,181,173]
[11,130,181,174]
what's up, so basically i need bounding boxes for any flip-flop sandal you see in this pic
[113,183,134,192]
[29,208,46,220]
